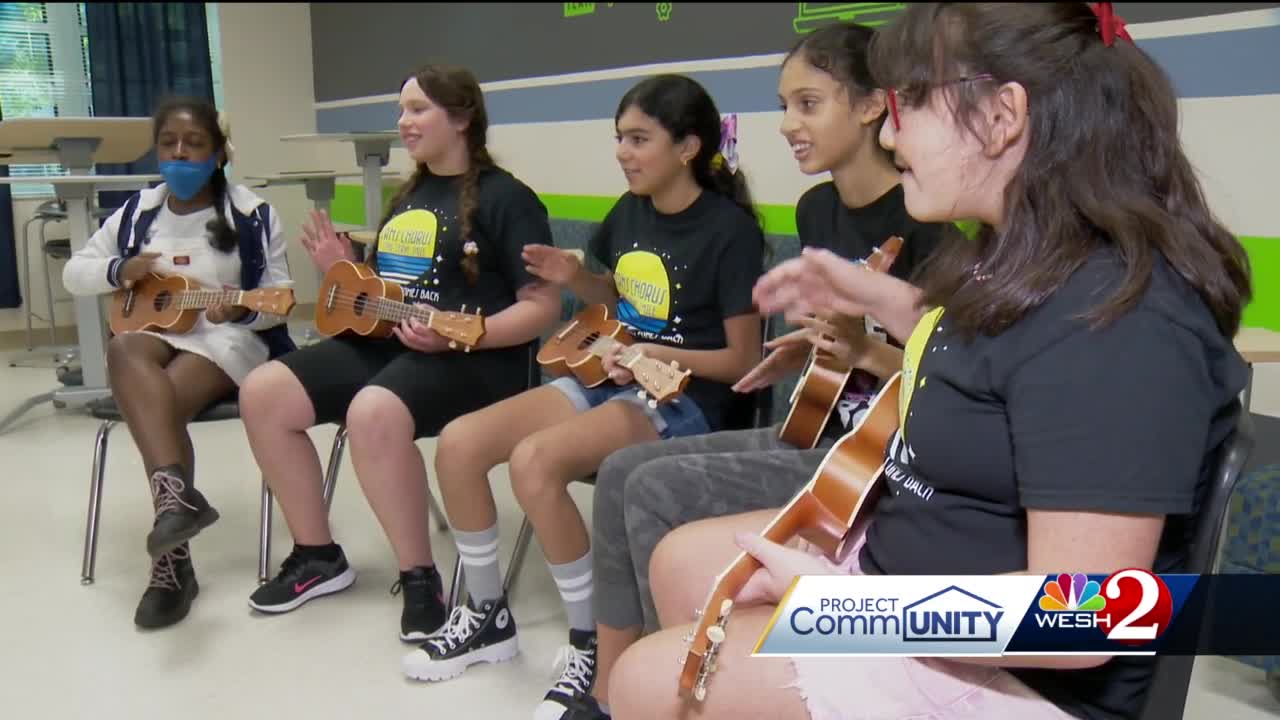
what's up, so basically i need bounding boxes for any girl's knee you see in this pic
[345,386,413,443]
[241,362,309,427]
[508,433,565,507]
[434,413,484,473]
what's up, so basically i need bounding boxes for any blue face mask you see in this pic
[159,156,218,201]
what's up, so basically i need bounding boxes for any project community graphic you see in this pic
[753,570,1278,657]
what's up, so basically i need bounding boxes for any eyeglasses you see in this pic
[886,74,996,132]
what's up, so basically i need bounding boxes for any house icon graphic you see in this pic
[902,586,1004,642]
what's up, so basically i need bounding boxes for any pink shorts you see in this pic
[786,532,1076,720]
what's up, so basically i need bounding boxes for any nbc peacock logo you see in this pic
[1039,573,1106,613]
[1032,568,1173,646]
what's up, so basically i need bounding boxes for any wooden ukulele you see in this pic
[678,372,902,702]
[314,260,486,351]
[777,236,903,449]
[109,273,296,335]
[537,303,691,407]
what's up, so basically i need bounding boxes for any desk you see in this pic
[278,133,401,234]
[1235,327,1280,411]
[0,118,156,432]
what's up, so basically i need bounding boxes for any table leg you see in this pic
[353,139,391,262]
[303,178,337,346]
[51,184,110,407]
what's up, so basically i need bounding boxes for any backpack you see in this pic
[114,192,297,360]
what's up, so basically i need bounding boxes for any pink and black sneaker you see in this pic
[248,544,356,614]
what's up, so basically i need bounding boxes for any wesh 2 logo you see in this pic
[1035,569,1173,646]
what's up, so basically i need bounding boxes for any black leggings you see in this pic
[276,335,534,438]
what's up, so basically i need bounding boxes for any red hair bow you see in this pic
[1090,2,1132,46]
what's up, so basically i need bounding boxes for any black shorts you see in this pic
[277,335,534,439]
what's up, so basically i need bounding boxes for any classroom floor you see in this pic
[1,353,1277,719]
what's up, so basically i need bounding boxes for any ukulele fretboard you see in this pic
[177,290,247,309]
[370,297,433,325]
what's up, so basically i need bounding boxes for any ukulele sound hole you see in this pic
[578,331,600,350]
[152,290,173,312]
[353,292,371,317]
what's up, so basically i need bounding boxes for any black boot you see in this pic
[145,464,219,559]
[134,543,199,629]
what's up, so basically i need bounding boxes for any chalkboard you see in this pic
[311,2,1280,102]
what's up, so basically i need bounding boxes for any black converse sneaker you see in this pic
[134,543,198,629]
[561,694,611,720]
[534,629,600,720]
[146,466,219,559]
[392,566,448,642]
[402,594,519,682]
[248,545,356,613]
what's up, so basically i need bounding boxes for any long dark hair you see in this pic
[379,64,492,284]
[785,22,894,165]
[152,97,236,253]
[615,74,760,227]
[868,3,1251,340]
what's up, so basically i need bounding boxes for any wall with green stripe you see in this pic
[330,184,1279,332]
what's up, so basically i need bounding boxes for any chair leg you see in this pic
[427,492,449,533]
[258,477,273,584]
[322,426,347,510]
[502,516,535,601]
[449,555,467,610]
[21,215,37,350]
[39,219,57,347]
[81,420,115,585]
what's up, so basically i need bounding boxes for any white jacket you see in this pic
[62,182,292,333]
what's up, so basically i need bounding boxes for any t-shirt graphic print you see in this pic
[613,247,680,340]
[376,207,445,305]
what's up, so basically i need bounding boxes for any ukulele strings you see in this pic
[320,287,442,324]
[175,289,246,309]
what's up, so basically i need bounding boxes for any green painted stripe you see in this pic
[1241,236,1280,333]
[330,183,1279,331]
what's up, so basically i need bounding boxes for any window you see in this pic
[0,2,92,197]
[0,3,225,199]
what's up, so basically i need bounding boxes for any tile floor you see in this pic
[1,354,1277,719]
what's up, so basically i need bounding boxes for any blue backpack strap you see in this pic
[115,192,144,256]
[232,200,297,359]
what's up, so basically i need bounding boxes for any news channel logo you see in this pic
[752,569,1191,657]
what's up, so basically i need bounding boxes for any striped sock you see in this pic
[549,550,594,632]
[454,525,503,603]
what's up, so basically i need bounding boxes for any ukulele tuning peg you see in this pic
[648,399,658,410]
[637,389,648,401]
[671,361,680,369]
[449,340,458,350]
[460,304,467,313]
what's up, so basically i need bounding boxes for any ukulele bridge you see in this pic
[554,319,580,342]
[122,289,137,317]
[323,284,338,313]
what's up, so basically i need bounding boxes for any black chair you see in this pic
[80,395,249,584]
[258,342,543,586]
[1136,410,1255,720]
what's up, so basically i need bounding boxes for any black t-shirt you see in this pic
[858,249,1249,719]
[588,190,764,430]
[367,166,552,369]
[371,166,551,315]
[795,182,943,439]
